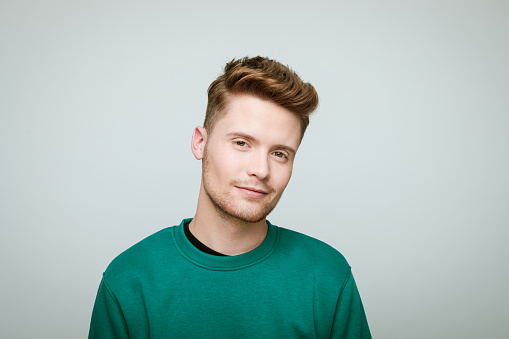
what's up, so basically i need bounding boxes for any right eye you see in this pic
[236,141,247,147]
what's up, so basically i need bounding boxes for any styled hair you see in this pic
[204,56,319,138]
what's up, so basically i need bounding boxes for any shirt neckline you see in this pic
[183,220,228,257]
[172,218,280,271]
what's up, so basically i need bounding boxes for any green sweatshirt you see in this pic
[89,219,371,338]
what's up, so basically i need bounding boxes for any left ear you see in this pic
[191,126,207,160]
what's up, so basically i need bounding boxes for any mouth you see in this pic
[235,186,269,199]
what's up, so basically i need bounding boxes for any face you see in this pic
[196,94,302,223]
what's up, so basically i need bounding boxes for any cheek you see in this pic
[272,166,293,190]
[221,151,242,166]
[209,148,244,177]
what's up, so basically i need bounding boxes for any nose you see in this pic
[247,151,270,180]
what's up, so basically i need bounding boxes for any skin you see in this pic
[189,94,302,255]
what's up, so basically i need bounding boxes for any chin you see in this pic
[209,193,279,224]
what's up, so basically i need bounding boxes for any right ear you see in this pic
[191,126,207,160]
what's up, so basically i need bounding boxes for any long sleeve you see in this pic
[89,278,130,339]
[330,272,372,339]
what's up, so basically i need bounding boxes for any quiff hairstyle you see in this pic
[204,56,319,139]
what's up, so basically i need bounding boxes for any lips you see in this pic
[237,186,267,193]
[235,186,269,198]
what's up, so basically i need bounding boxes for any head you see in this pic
[204,56,319,140]
[192,56,318,224]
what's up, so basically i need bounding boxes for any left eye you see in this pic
[236,141,247,147]
[273,152,286,158]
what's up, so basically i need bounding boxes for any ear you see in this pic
[191,126,207,160]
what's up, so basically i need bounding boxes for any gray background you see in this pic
[1,0,508,338]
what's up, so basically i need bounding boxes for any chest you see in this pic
[120,266,335,338]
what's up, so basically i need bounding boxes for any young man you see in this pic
[89,57,371,338]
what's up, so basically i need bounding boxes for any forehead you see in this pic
[210,94,302,149]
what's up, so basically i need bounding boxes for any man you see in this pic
[89,56,371,338]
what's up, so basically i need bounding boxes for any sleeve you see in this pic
[88,278,130,339]
[330,271,372,339]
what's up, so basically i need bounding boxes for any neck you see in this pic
[190,185,268,256]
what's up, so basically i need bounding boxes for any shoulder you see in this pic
[275,226,351,277]
[277,227,349,264]
[102,227,176,286]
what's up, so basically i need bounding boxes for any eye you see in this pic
[236,141,247,147]
[273,151,287,158]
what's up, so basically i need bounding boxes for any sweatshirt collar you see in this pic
[172,218,279,270]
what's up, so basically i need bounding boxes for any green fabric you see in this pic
[89,219,371,338]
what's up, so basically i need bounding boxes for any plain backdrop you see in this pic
[1,0,508,338]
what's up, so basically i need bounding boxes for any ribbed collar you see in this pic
[172,218,280,271]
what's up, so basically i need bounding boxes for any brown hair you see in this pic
[204,56,319,139]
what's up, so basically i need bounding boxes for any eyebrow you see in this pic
[225,132,297,155]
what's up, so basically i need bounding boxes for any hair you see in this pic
[204,56,319,139]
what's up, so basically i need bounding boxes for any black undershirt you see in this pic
[184,221,228,257]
